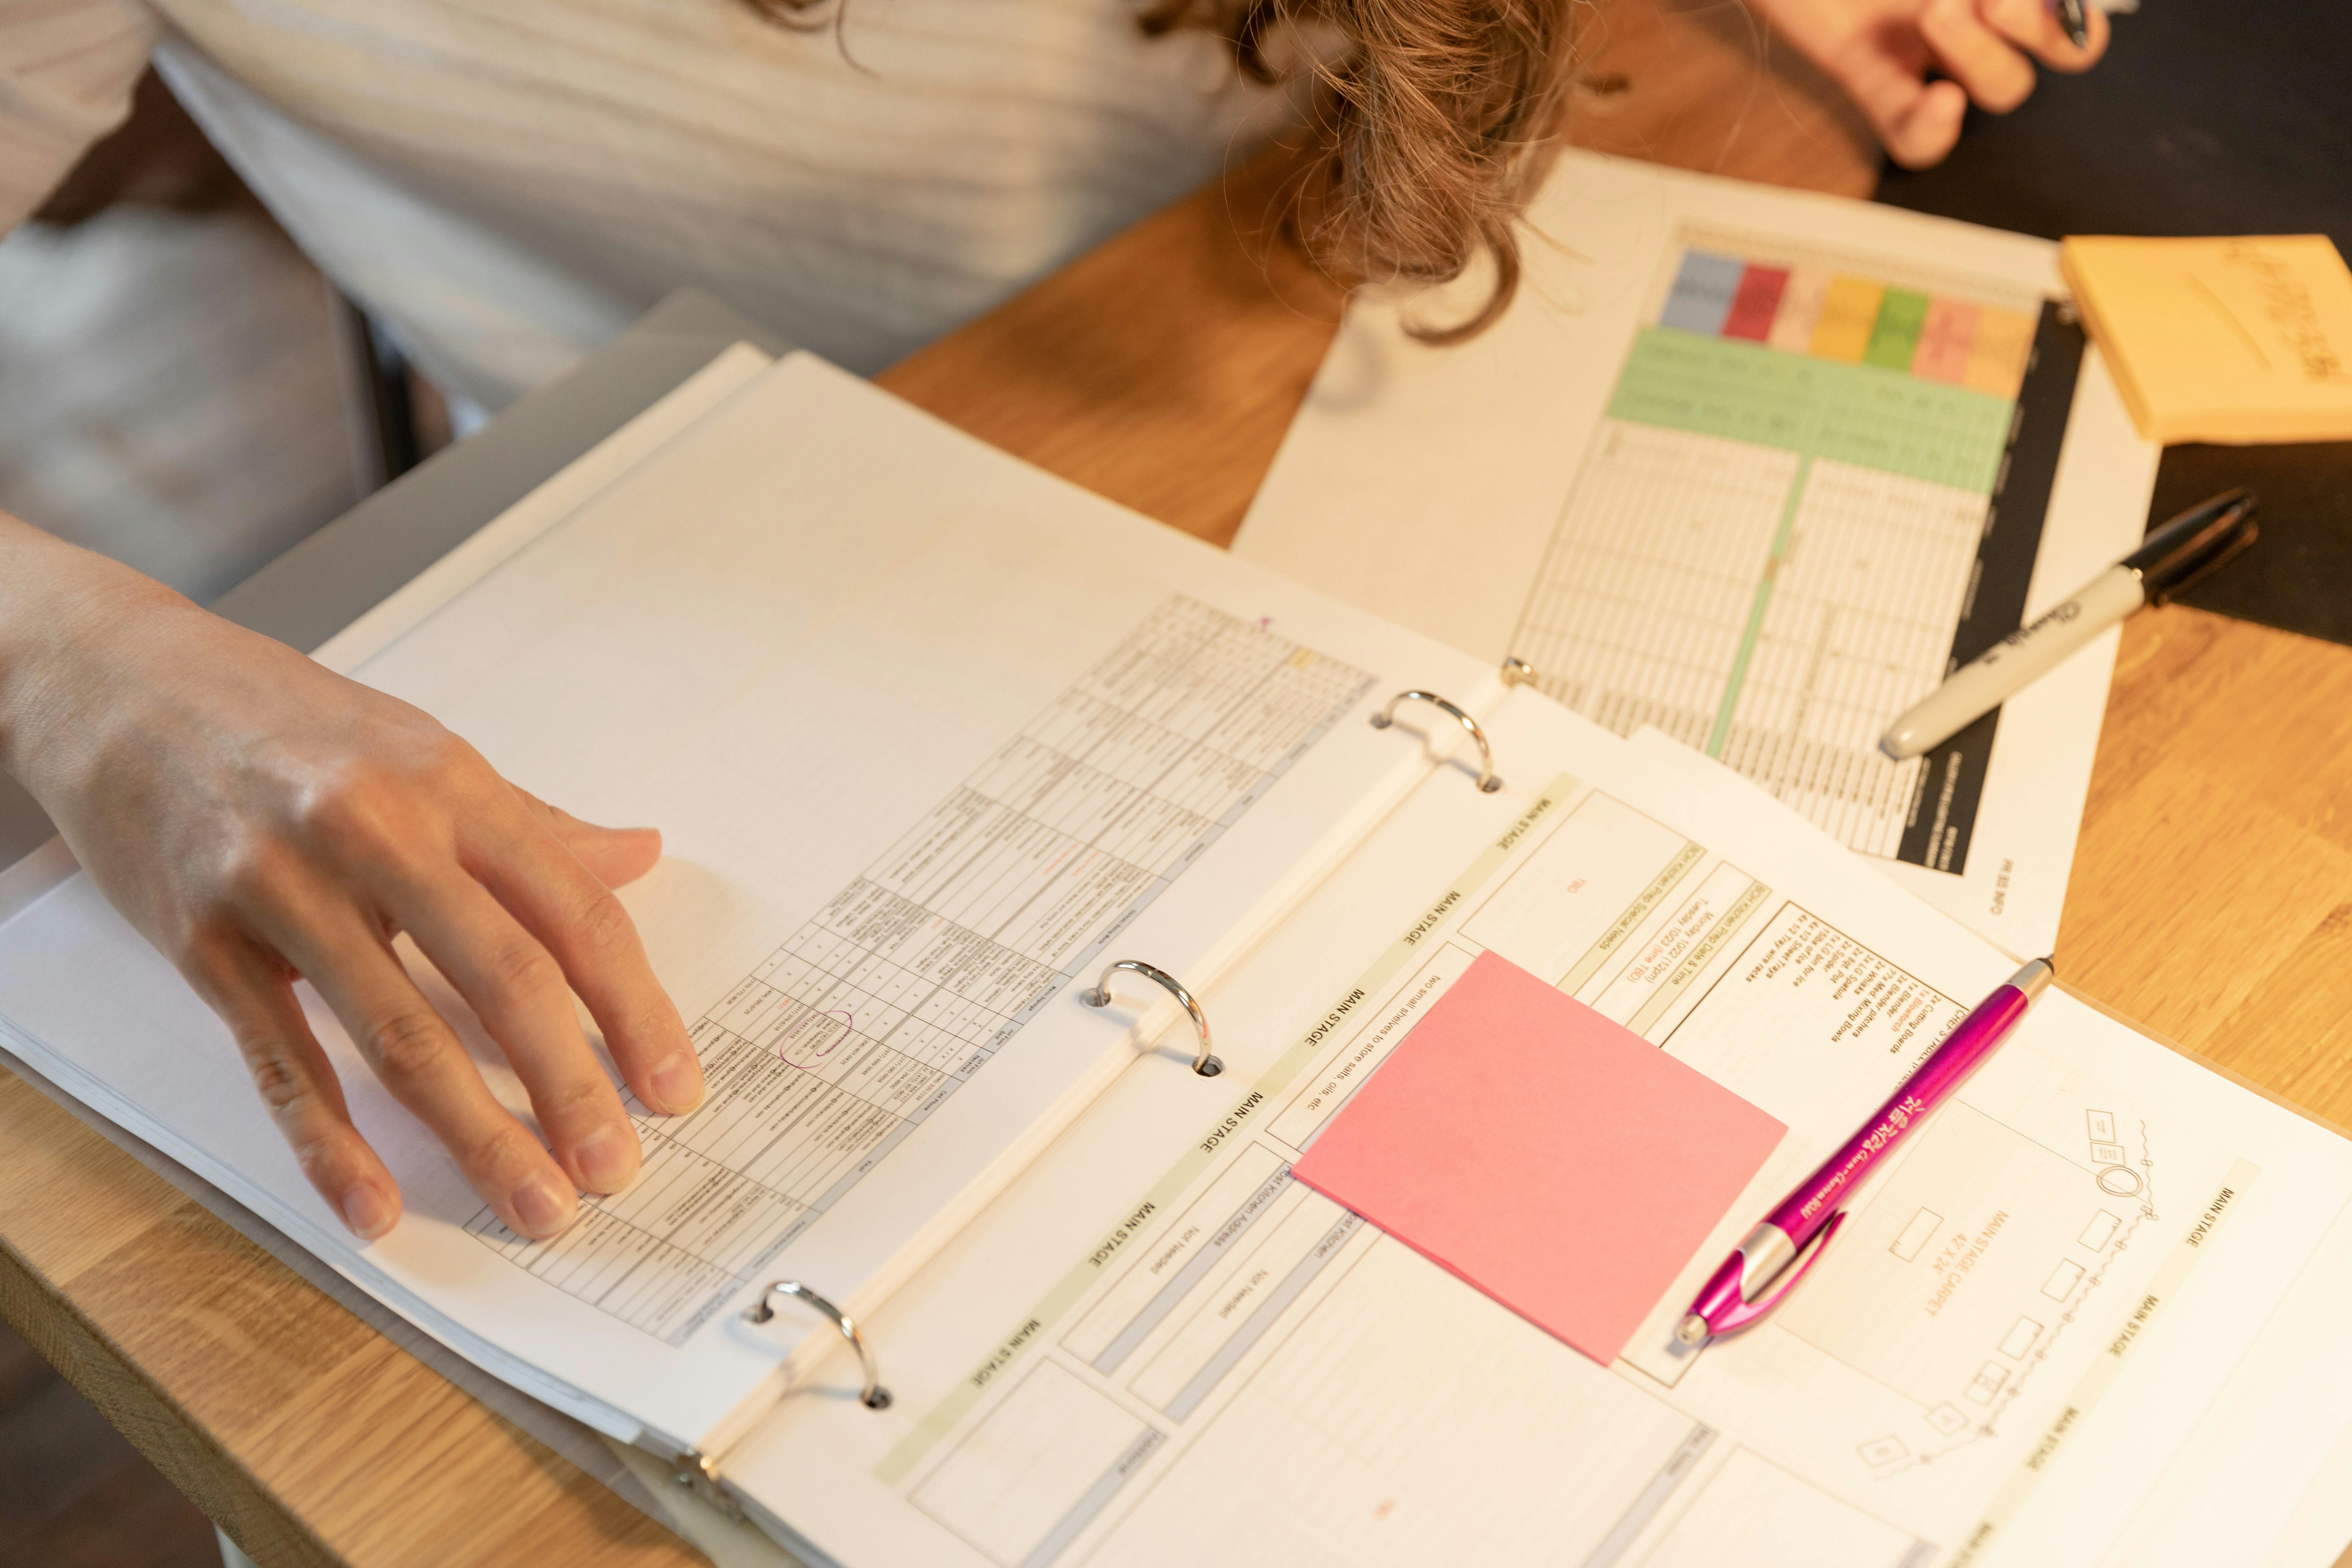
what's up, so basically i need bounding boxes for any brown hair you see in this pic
[1145,0,1574,340]
[741,0,1577,342]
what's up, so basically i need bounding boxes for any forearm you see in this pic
[0,508,191,804]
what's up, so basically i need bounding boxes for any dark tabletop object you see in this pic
[1877,0,2352,649]
[2150,446,2352,646]
[1875,0,2352,257]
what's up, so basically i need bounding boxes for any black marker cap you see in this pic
[2124,488,2260,606]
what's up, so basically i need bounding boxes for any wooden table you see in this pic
[8,6,2352,1566]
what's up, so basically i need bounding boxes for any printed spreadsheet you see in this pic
[1510,228,2071,871]
[466,598,1373,1342]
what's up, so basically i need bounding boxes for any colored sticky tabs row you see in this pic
[1661,250,2038,399]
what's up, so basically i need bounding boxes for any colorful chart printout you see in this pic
[1511,240,2080,875]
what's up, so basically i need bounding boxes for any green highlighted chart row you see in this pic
[1609,327,2014,496]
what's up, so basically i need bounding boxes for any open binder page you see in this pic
[1611,730,2352,1568]
[1235,149,2161,959]
[0,352,1502,1453]
[721,695,2352,1568]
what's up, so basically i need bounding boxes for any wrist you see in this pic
[0,512,190,798]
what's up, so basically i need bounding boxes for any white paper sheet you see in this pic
[1234,150,2162,957]
[718,693,2352,1568]
[0,352,1505,1452]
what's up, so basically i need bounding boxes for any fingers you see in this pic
[1920,0,2038,114]
[1980,0,2110,71]
[187,934,401,1240]
[1830,0,2110,169]
[1837,47,1971,169]
[476,790,704,1116]
[384,868,646,1196]
[179,726,683,1237]
[528,791,663,889]
[270,899,582,1240]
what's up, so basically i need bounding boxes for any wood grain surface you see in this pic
[8,4,2344,1567]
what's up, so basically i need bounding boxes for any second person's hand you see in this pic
[1751,0,2111,169]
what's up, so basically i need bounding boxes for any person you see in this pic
[0,0,2106,1245]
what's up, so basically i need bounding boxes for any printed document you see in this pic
[0,353,1498,1451]
[1236,151,2163,954]
[719,697,2352,1568]
[2,343,2342,1568]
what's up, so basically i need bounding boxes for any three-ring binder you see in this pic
[1370,689,1503,793]
[743,1280,892,1409]
[1081,670,1533,1085]
[1082,959,1222,1076]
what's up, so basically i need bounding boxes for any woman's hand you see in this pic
[0,513,704,1242]
[1750,0,2110,168]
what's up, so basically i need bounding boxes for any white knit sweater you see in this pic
[1,0,1293,406]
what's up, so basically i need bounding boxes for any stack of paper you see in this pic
[2062,234,2352,443]
[3,309,2351,1568]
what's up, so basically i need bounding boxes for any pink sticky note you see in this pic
[1293,951,1785,1364]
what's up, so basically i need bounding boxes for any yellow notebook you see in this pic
[2061,233,2352,443]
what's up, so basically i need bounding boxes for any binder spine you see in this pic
[1370,689,1504,793]
[744,1281,892,1410]
[1082,960,1222,1077]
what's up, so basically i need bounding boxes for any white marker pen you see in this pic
[1880,488,2258,762]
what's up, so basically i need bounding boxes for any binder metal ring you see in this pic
[1082,959,1222,1077]
[743,1280,892,1409]
[1370,690,1503,793]
[1500,656,1539,688]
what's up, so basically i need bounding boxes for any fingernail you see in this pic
[576,1122,640,1194]
[341,1183,397,1240]
[651,1050,706,1114]
[513,1174,575,1237]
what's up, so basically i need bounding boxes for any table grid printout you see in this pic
[467,598,1375,1342]
[1512,229,2078,870]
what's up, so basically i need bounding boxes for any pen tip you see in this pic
[1675,1314,1710,1347]
[2012,956,2056,1001]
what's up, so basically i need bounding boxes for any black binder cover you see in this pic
[1872,0,2352,259]
[2147,444,2352,649]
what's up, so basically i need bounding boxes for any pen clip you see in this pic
[2147,516,2259,607]
[2134,488,2260,607]
[1713,1210,1847,1336]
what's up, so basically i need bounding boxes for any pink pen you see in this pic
[1675,956,2054,1347]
